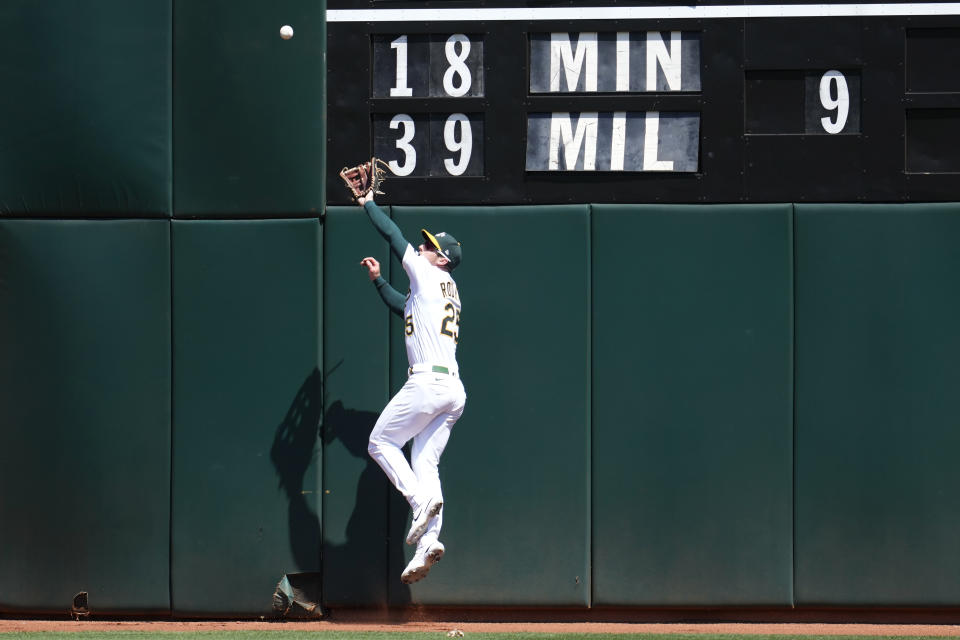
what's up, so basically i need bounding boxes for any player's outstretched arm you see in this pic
[360,257,405,317]
[361,198,409,261]
[374,278,405,317]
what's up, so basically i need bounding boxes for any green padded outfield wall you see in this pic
[0,1,172,216]
[171,220,322,616]
[591,205,794,606]
[0,0,326,218]
[385,206,591,606]
[173,0,325,217]
[0,220,171,613]
[795,203,960,605]
[321,207,394,606]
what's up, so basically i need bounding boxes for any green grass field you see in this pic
[0,632,950,640]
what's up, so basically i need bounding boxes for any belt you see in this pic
[409,364,458,377]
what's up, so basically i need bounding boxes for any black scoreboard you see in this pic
[326,2,960,205]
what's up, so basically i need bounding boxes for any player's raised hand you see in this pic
[360,257,381,280]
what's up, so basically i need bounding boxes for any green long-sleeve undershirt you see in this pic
[364,201,409,260]
[373,275,405,317]
[364,201,410,317]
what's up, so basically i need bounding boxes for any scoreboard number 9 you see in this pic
[818,70,849,134]
[442,113,474,175]
[804,69,860,135]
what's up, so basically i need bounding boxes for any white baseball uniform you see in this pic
[367,243,466,550]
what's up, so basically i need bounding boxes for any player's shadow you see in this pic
[270,365,411,610]
[270,367,323,572]
[322,398,412,609]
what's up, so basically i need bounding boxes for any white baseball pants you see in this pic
[368,371,466,547]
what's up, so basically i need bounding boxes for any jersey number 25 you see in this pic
[440,303,460,343]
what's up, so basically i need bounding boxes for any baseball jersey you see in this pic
[402,244,461,371]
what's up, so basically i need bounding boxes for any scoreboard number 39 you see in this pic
[373,112,483,177]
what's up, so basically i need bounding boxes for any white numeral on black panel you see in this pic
[374,113,484,177]
[819,70,849,134]
[443,35,473,97]
[373,34,484,98]
[388,114,417,176]
[443,114,473,175]
[803,69,860,134]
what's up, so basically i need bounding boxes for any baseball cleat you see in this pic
[425,540,445,564]
[406,496,443,546]
[401,541,445,584]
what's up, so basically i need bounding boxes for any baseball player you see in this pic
[357,191,466,585]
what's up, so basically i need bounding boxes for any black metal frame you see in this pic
[327,1,960,205]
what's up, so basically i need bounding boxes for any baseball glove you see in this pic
[339,158,390,201]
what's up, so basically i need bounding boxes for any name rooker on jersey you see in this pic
[440,281,459,302]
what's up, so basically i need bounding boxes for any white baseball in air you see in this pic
[280,25,294,40]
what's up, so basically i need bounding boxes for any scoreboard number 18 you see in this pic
[389,34,476,97]
[373,33,484,98]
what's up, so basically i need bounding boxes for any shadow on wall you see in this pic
[270,365,411,606]
[270,368,323,571]
[323,398,412,607]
